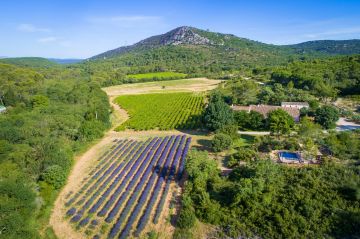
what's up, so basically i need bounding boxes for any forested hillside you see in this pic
[271,55,360,96]
[0,57,59,68]
[79,28,360,87]
[0,63,110,238]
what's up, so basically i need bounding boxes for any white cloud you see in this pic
[38,37,57,43]
[87,15,164,27]
[18,23,51,33]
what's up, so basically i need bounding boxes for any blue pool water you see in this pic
[279,152,299,160]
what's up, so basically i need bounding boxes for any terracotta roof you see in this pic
[232,104,300,121]
[281,102,309,106]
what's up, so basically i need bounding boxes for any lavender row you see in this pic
[177,137,191,180]
[65,140,129,207]
[79,141,143,215]
[75,140,136,207]
[69,139,147,223]
[90,139,156,215]
[104,137,163,222]
[67,141,136,222]
[107,136,177,238]
[153,179,171,224]
[119,136,184,238]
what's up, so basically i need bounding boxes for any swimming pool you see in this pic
[278,152,299,161]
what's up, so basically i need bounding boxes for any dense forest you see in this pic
[0,63,110,238]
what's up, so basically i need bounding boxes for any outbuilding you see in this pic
[0,105,6,114]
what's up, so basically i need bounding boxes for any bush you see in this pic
[212,133,232,152]
[315,105,339,129]
[177,207,196,229]
[79,120,106,141]
[227,148,258,167]
[41,165,67,189]
[216,124,238,139]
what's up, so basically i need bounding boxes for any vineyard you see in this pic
[63,135,191,239]
[115,93,205,131]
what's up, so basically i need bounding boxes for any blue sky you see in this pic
[1,0,360,58]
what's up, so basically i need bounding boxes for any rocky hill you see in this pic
[91,26,360,61]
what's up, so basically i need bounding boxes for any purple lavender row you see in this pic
[118,172,159,239]
[75,140,136,206]
[119,136,181,239]
[134,176,165,236]
[152,136,185,225]
[89,140,126,176]
[98,137,160,218]
[65,140,128,207]
[133,136,183,236]
[169,135,186,180]
[95,138,154,217]
[153,178,171,224]
[107,136,176,238]
[68,141,139,222]
[104,137,163,222]
[76,141,141,215]
[88,139,152,214]
[177,137,191,181]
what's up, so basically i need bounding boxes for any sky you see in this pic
[1,0,360,58]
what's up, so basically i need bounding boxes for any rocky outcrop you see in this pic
[90,26,213,60]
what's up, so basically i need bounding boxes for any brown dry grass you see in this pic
[103,78,222,97]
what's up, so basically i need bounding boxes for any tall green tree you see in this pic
[315,105,339,129]
[267,109,294,135]
[204,92,234,131]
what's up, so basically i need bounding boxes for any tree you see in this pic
[267,109,294,136]
[231,80,259,105]
[204,92,234,131]
[177,206,196,229]
[31,95,49,108]
[248,111,266,130]
[315,105,339,129]
[212,133,232,152]
[41,165,67,189]
[227,148,258,167]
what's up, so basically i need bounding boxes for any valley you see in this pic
[1,5,360,238]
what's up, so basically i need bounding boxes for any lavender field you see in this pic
[64,135,191,239]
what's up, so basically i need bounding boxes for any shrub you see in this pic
[315,105,339,129]
[212,133,232,152]
[176,206,196,229]
[41,165,67,189]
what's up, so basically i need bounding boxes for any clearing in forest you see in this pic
[126,72,187,81]
[115,92,205,131]
[63,135,191,239]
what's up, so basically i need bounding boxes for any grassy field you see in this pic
[126,72,187,81]
[103,78,222,97]
[115,93,205,131]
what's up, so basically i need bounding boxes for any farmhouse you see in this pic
[231,104,300,122]
[281,102,309,110]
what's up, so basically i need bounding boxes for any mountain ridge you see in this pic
[90,26,360,60]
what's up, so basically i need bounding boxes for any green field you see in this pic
[115,92,205,130]
[126,72,187,81]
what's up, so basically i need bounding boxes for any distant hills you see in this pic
[0,57,58,68]
[288,39,360,55]
[0,57,82,67]
[48,58,83,64]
